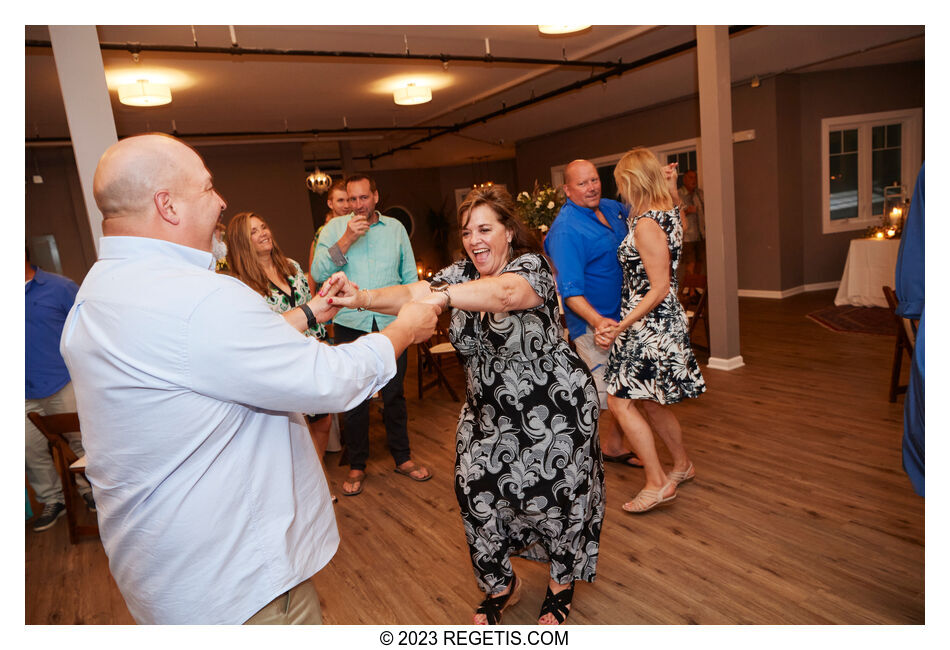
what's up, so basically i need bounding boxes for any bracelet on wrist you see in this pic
[357,289,372,312]
[300,303,318,330]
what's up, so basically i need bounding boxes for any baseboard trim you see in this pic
[737,281,840,299]
[738,289,795,299]
[803,280,841,292]
[706,355,745,371]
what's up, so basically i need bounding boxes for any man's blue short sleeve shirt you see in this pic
[543,198,629,339]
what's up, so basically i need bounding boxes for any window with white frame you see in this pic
[550,138,700,202]
[821,108,922,234]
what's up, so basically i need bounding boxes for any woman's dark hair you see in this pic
[225,211,296,297]
[457,186,542,259]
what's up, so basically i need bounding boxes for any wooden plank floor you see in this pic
[25,290,923,624]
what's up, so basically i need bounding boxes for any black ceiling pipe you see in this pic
[25,27,757,156]
[360,26,755,163]
[25,39,625,69]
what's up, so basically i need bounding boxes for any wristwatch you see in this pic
[430,282,453,308]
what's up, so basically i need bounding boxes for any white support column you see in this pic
[49,25,118,256]
[696,26,743,370]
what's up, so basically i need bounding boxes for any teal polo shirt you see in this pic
[313,211,418,332]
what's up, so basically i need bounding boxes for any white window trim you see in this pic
[550,137,702,189]
[820,108,922,235]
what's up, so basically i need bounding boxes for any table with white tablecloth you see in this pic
[834,238,901,308]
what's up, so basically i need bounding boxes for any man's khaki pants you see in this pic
[244,580,322,625]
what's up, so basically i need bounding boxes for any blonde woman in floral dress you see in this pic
[597,149,705,514]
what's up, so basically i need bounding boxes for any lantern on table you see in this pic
[882,183,906,233]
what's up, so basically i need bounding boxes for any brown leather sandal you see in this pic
[342,470,365,496]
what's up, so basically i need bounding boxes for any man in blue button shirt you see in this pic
[314,174,431,496]
[25,248,95,531]
[544,159,641,467]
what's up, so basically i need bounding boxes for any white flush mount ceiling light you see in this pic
[393,83,432,106]
[118,79,172,107]
[538,25,591,35]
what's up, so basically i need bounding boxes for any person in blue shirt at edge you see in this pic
[313,174,432,497]
[25,246,96,532]
[895,162,924,497]
[544,159,643,468]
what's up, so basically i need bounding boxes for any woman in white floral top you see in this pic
[226,212,333,464]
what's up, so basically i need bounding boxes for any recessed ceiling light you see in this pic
[538,25,591,35]
[118,79,172,107]
[393,83,432,106]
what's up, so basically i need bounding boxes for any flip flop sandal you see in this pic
[474,575,520,625]
[394,462,432,482]
[538,581,574,625]
[342,471,365,496]
[602,452,645,467]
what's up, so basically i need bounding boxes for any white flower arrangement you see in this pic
[515,182,565,230]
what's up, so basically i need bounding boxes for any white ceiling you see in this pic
[25,25,924,172]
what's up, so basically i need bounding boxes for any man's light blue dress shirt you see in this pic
[61,236,397,624]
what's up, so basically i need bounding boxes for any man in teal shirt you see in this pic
[313,174,430,496]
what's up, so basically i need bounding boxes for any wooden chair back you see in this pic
[679,273,710,350]
[26,411,99,544]
[882,285,916,402]
[417,311,461,401]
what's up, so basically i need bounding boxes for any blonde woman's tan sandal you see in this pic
[668,462,695,486]
[622,480,676,513]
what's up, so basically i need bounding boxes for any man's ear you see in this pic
[154,190,180,225]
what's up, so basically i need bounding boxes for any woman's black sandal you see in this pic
[538,581,575,624]
[474,575,520,625]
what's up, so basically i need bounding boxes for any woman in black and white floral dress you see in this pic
[598,149,705,514]
[332,186,604,626]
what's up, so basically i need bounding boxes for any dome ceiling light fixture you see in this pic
[537,25,591,35]
[306,169,333,194]
[118,79,172,107]
[393,83,432,106]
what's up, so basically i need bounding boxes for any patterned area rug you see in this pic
[807,305,895,336]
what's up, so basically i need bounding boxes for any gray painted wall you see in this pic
[201,143,314,269]
[26,147,99,284]
[796,63,924,286]
[25,142,318,283]
[515,61,924,292]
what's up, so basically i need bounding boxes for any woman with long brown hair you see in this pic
[596,148,705,513]
[330,186,604,625]
[226,211,333,464]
